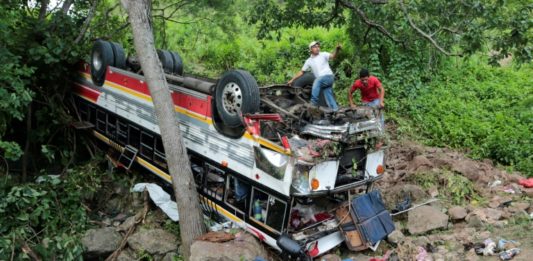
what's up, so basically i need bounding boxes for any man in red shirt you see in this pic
[348,68,385,109]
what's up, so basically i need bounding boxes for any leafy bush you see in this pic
[407,58,532,176]
[0,161,103,260]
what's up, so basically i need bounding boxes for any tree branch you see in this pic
[339,0,402,43]
[74,0,99,44]
[38,0,49,22]
[399,0,462,56]
[61,0,73,14]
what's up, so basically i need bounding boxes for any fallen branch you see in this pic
[74,0,99,44]
[21,242,41,261]
[105,191,150,261]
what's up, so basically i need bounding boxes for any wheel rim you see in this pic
[221,82,243,116]
[93,50,102,71]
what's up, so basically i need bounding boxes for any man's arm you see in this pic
[348,88,356,108]
[288,71,304,86]
[329,43,342,60]
[378,84,385,108]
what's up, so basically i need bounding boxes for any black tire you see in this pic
[91,40,115,86]
[109,42,126,69]
[292,71,315,87]
[169,51,184,75]
[215,70,260,127]
[157,50,174,74]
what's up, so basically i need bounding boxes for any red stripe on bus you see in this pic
[171,92,212,117]
[73,83,100,102]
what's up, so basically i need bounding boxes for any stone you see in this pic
[520,187,533,198]
[162,252,179,261]
[117,249,136,261]
[81,227,122,258]
[190,232,271,261]
[407,206,449,235]
[117,216,137,232]
[428,186,439,198]
[448,206,468,220]
[512,202,530,211]
[466,208,502,224]
[408,155,433,172]
[387,230,405,244]
[382,184,427,209]
[127,228,178,255]
[413,236,430,246]
[477,231,491,240]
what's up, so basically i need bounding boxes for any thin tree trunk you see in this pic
[38,0,49,22]
[22,103,32,182]
[120,0,206,259]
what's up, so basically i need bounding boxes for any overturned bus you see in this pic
[72,40,394,259]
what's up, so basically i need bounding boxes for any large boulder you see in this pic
[465,208,502,224]
[82,227,122,258]
[190,232,270,261]
[382,184,427,209]
[407,155,433,172]
[407,206,449,235]
[127,228,178,255]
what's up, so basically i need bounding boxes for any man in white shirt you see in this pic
[288,41,341,111]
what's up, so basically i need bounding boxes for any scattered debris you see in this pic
[132,183,179,221]
[499,248,520,260]
[518,178,533,188]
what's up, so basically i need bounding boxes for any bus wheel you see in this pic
[157,50,174,74]
[109,42,126,69]
[215,70,260,128]
[91,40,114,86]
[169,51,183,75]
[291,71,315,87]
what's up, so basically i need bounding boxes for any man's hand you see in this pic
[287,80,293,86]
[379,100,385,108]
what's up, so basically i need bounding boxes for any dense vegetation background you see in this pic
[0,0,531,259]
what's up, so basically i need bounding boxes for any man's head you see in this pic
[359,68,370,85]
[308,41,320,55]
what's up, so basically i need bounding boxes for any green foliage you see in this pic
[410,170,479,205]
[0,161,103,260]
[408,58,533,176]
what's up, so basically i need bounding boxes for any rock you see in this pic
[477,231,491,240]
[494,220,508,228]
[407,206,449,235]
[387,230,405,244]
[81,227,122,258]
[190,232,271,261]
[162,252,179,261]
[408,155,433,172]
[413,236,430,246]
[448,206,468,220]
[428,186,439,198]
[382,184,427,209]
[117,216,136,232]
[466,214,483,228]
[117,249,136,261]
[520,187,533,198]
[319,254,342,261]
[466,208,502,224]
[512,202,530,211]
[128,228,178,255]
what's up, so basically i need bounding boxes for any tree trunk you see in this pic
[120,0,206,259]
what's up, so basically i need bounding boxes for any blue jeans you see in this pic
[364,98,385,126]
[311,75,338,111]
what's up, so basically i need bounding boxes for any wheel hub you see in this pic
[222,82,243,116]
[93,50,102,71]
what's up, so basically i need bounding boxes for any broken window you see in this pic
[253,146,288,180]
[204,163,224,201]
[250,188,287,232]
[225,175,249,213]
[96,110,106,132]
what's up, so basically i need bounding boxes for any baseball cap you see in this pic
[308,41,320,50]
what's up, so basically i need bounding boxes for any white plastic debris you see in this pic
[132,183,179,221]
[489,180,502,188]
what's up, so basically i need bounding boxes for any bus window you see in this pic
[140,131,155,159]
[253,146,288,180]
[225,175,249,212]
[96,110,107,132]
[107,114,117,138]
[78,101,89,121]
[117,120,128,145]
[88,105,96,125]
[129,125,141,149]
[265,196,287,232]
[250,188,286,232]
[154,137,167,169]
[205,164,224,201]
